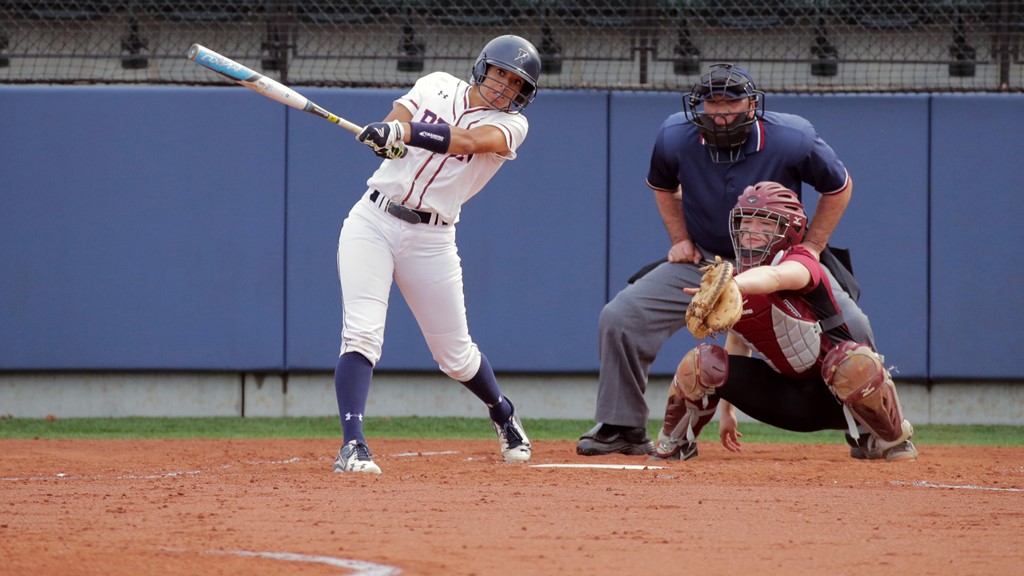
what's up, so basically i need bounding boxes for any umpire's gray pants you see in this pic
[593,251,874,429]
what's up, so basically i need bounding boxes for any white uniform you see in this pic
[337,71,529,380]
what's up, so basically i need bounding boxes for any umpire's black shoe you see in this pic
[576,423,655,456]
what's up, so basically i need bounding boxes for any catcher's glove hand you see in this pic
[685,256,743,339]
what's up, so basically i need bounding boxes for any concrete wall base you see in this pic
[1,373,1021,426]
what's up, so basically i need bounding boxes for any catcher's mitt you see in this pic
[685,256,742,339]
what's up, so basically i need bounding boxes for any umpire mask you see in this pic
[684,64,765,163]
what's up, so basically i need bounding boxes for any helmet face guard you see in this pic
[684,63,765,161]
[730,210,791,271]
[471,35,541,113]
[729,182,807,272]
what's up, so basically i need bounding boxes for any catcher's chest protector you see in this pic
[734,293,824,378]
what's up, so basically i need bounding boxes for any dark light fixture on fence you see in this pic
[806,9,839,77]
[0,33,9,68]
[397,23,424,73]
[261,28,287,73]
[810,17,838,77]
[120,18,148,70]
[672,24,700,75]
[948,12,977,77]
[539,24,562,75]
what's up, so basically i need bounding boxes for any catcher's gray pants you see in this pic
[593,252,874,429]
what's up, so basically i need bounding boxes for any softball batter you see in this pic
[332,35,541,474]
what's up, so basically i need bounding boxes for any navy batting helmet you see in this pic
[683,63,765,160]
[471,35,541,113]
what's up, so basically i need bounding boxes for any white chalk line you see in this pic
[390,450,459,457]
[3,458,663,480]
[0,457,305,482]
[1,470,202,482]
[210,550,402,576]
[0,451,463,481]
[891,480,1024,492]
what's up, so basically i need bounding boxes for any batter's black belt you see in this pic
[369,190,449,226]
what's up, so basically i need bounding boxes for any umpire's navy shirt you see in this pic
[646,111,849,257]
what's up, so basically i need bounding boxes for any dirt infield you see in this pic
[2,438,1022,575]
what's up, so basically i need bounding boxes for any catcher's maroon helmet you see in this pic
[729,181,807,271]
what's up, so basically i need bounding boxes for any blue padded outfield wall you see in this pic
[0,87,286,371]
[1,86,1022,380]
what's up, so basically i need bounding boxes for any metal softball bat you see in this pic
[186,43,363,134]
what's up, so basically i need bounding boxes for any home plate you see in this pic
[530,464,664,470]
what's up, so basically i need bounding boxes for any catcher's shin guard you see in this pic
[657,393,719,454]
[822,342,912,449]
[658,343,728,446]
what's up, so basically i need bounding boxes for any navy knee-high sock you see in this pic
[334,352,374,443]
[460,354,512,423]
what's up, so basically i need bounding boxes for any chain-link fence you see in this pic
[1,1,1021,92]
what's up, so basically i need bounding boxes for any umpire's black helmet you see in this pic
[471,35,541,113]
[683,63,765,158]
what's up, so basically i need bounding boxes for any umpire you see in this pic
[577,63,874,456]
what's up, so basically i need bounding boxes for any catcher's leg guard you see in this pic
[822,342,912,450]
[655,395,719,459]
[655,344,728,456]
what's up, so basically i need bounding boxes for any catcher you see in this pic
[652,181,917,463]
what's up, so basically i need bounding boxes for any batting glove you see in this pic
[358,120,404,151]
[374,143,408,160]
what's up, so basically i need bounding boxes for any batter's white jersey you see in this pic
[366,71,529,224]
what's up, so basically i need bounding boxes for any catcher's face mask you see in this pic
[730,213,789,271]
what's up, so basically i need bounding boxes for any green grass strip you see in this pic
[1,416,1021,446]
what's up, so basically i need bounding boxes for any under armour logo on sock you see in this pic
[344,412,364,422]
[486,396,505,409]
